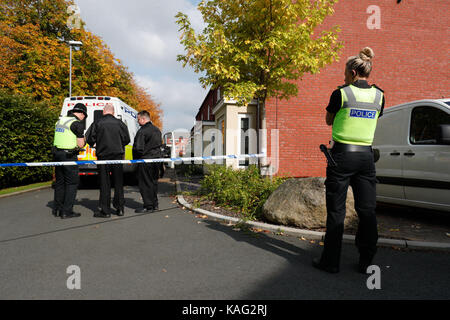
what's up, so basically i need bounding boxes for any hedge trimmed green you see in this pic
[200,165,286,220]
[0,90,59,189]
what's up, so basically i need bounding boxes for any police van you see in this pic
[60,96,139,178]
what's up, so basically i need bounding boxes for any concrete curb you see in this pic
[175,179,450,252]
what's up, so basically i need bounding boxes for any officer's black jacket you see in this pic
[133,122,162,159]
[86,114,130,159]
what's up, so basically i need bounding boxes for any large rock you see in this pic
[262,177,358,230]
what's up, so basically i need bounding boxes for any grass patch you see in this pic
[0,181,52,196]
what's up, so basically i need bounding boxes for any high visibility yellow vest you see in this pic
[53,116,78,149]
[332,85,383,146]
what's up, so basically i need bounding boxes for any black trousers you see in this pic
[53,150,79,214]
[97,155,124,213]
[320,150,378,269]
[138,163,159,209]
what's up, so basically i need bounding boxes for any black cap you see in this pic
[72,103,87,118]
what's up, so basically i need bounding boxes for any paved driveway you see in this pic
[0,179,449,300]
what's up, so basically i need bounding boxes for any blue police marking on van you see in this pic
[350,109,376,119]
[124,107,137,119]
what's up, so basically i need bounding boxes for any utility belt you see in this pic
[331,141,372,153]
[52,146,84,155]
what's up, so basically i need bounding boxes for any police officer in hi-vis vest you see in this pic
[313,47,385,274]
[52,103,87,219]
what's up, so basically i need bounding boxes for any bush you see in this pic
[0,90,59,189]
[175,163,204,177]
[200,165,286,220]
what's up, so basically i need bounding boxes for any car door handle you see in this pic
[404,151,415,156]
[390,151,400,156]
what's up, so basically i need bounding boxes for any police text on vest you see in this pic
[350,109,376,119]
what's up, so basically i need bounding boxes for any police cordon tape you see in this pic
[0,153,266,168]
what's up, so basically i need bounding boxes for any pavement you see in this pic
[0,169,449,300]
[175,174,450,251]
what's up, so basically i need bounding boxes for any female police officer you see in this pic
[313,47,385,274]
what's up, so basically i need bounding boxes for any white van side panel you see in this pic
[60,98,139,170]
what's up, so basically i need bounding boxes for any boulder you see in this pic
[262,177,358,230]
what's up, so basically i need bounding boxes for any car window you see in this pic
[410,106,450,144]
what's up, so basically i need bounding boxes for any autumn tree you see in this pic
[0,0,162,127]
[176,0,342,153]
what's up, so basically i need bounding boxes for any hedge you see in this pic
[0,90,59,189]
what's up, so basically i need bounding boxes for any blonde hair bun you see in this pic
[359,47,374,62]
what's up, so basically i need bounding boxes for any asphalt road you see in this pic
[0,178,449,300]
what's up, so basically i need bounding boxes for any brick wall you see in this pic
[266,0,450,177]
[196,88,217,122]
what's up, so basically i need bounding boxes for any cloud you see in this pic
[135,74,207,133]
[75,0,204,75]
[74,0,207,133]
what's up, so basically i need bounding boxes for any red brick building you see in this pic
[265,0,450,177]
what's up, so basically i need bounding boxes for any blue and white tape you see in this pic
[0,154,266,168]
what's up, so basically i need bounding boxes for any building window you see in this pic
[239,115,250,167]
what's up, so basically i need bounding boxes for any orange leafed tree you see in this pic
[0,0,163,128]
[130,80,163,128]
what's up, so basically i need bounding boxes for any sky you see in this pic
[74,0,206,133]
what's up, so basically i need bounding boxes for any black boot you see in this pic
[61,211,81,219]
[312,258,339,274]
[358,254,374,274]
[115,207,125,216]
[94,210,111,218]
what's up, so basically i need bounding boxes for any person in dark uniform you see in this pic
[52,103,87,219]
[86,105,130,217]
[133,111,162,213]
[313,47,385,274]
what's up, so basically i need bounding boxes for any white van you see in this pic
[60,96,139,177]
[373,99,450,212]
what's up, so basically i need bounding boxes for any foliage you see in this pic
[0,0,162,126]
[0,0,163,188]
[175,163,204,177]
[200,164,286,220]
[176,0,342,106]
[0,90,58,189]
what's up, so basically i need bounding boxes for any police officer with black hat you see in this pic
[52,103,87,219]
[313,47,385,274]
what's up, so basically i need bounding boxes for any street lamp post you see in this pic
[68,40,83,97]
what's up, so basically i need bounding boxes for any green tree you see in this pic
[176,0,342,155]
[0,89,58,189]
[0,0,162,125]
[176,0,341,105]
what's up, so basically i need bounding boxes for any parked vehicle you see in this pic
[373,99,450,212]
[60,96,139,178]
